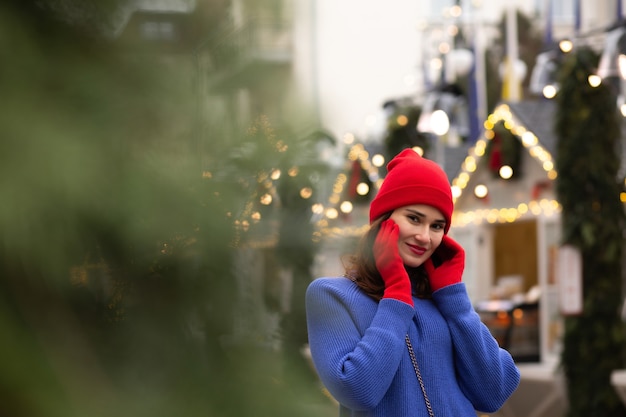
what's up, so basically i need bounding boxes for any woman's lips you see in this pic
[407,243,426,256]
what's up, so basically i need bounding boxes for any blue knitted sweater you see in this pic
[305,277,520,417]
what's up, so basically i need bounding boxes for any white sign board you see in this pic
[557,244,583,315]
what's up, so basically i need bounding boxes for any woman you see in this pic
[305,149,520,416]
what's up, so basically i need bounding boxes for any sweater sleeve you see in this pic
[305,278,415,410]
[433,283,521,413]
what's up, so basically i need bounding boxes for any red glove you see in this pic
[373,219,413,306]
[424,235,465,292]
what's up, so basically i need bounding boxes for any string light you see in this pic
[326,208,339,219]
[372,153,385,167]
[340,201,353,214]
[270,169,281,180]
[453,199,561,227]
[356,182,370,196]
[543,85,558,99]
[260,193,272,205]
[474,184,488,199]
[238,96,625,244]
[588,75,602,87]
[559,39,573,53]
[451,103,563,227]
[300,187,313,199]
[311,203,324,214]
[309,142,386,238]
[499,165,513,179]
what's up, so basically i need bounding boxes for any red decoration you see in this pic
[347,160,362,198]
[488,134,503,173]
[532,180,551,200]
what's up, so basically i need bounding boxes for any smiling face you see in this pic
[389,204,446,268]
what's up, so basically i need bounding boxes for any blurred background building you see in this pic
[5,0,626,416]
[128,1,626,410]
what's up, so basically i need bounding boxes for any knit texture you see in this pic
[369,149,453,234]
[305,277,520,416]
[374,219,414,306]
[424,235,465,291]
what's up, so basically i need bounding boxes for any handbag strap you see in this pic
[405,335,435,417]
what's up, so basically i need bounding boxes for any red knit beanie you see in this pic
[369,149,453,234]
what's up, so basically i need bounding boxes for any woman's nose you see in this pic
[413,226,430,242]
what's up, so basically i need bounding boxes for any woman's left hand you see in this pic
[424,235,465,291]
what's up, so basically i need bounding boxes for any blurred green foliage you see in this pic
[555,46,626,417]
[0,1,333,416]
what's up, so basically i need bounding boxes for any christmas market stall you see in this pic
[448,99,567,417]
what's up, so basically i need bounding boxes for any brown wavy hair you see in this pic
[342,212,432,301]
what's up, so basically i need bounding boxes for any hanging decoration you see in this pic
[451,104,560,227]
[484,120,523,178]
[345,159,372,205]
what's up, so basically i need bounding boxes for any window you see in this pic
[141,21,177,41]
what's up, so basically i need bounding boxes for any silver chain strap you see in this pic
[405,335,435,417]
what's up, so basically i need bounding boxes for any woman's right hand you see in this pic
[373,219,413,306]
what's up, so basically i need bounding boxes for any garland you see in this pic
[554,46,626,417]
[484,120,523,178]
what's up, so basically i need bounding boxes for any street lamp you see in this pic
[430,109,450,136]
[597,25,626,114]
[431,109,450,169]
[597,26,626,80]
[530,50,560,97]
[416,84,469,169]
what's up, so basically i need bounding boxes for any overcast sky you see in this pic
[315,0,425,144]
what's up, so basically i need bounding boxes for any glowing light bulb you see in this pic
[499,165,513,179]
[474,184,488,199]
